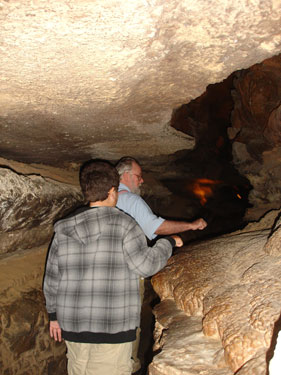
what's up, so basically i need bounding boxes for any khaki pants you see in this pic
[65,341,132,375]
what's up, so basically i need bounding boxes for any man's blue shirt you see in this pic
[116,183,164,240]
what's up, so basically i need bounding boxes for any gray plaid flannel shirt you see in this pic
[43,206,173,334]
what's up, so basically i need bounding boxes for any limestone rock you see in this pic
[0,248,67,375]
[264,215,281,256]
[169,54,281,217]
[0,167,83,255]
[150,299,232,375]
[230,55,281,211]
[0,289,67,375]
[264,104,281,146]
[0,0,280,166]
[151,209,281,374]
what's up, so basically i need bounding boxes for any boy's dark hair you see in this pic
[79,159,120,202]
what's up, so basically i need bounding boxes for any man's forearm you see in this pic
[155,220,193,235]
[155,218,207,235]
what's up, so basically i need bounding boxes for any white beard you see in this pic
[131,186,141,195]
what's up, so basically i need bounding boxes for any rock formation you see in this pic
[0,0,280,166]
[0,166,82,256]
[150,209,281,374]
[169,54,281,219]
[0,161,82,374]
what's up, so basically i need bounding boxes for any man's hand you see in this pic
[171,235,183,247]
[190,218,207,230]
[50,320,62,342]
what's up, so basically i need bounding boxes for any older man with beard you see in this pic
[116,156,207,241]
[115,156,207,374]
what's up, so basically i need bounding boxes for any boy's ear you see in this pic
[108,187,117,200]
[108,187,116,195]
[107,187,117,206]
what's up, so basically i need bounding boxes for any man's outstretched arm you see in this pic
[155,218,207,235]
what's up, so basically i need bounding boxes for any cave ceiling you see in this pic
[0,0,281,168]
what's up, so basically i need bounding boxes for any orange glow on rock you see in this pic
[189,178,221,205]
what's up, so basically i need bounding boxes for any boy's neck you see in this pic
[89,201,114,207]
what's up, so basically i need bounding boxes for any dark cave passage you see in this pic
[143,72,254,243]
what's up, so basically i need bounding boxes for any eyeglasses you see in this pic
[130,173,143,181]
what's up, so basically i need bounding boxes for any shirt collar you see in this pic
[118,182,131,193]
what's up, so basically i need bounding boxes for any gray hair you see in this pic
[115,156,140,177]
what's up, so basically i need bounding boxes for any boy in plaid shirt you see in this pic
[43,159,182,375]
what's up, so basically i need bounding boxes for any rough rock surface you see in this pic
[0,161,80,374]
[0,165,83,255]
[1,0,280,166]
[166,54,281,221]
[0,248,67,375]
[230,54,281,213]
[151,209,281,374]
[151,300,232,375]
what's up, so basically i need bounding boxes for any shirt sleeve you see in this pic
[117,193,164,240]
[122,221,173,278]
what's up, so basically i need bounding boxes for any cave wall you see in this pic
[0,168,82,256]
[0,160,82,374]
[0,250,67,375]
[169,54,281,222]
[230,54,281,218]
